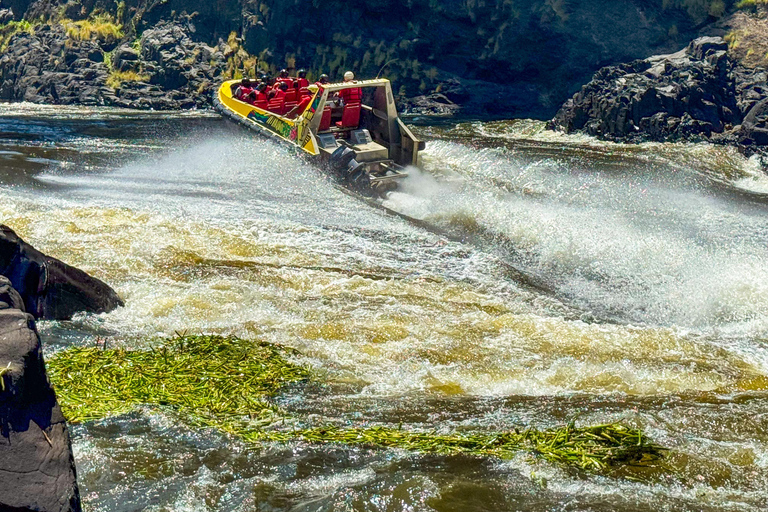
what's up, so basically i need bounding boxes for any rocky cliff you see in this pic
[0,0,745,117]
[0,276,82,512]
[548,5,768,155]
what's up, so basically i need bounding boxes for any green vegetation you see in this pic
[725,1,768,67]
[64,13,123,44]
[735,0,768,9]
[48,335,666,473]
[662,0,731,19]
[224,31,259,79]
[105,69,150,89]
[0,20,34,52]
[47,335,305,423]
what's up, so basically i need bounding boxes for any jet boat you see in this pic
[214,78,425,197]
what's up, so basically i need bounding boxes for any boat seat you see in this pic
[285,89,297,103]
[268,99,286,115]
[336,103,361,129]
[319,106,332,131]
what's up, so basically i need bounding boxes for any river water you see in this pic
[2,104,768,511]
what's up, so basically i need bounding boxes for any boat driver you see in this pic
[337,71,362,106]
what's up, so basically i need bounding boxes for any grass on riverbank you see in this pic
[47,335,666,473]
[0,20,34,52]
[64,14,123,44]
[105,70,150,88]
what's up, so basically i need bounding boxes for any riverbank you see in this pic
[0,0,754,117]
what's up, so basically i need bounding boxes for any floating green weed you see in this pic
[47,335,666,473]
[47,335,308,424]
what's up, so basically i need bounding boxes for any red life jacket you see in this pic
[296,94,312,113]
[297,77,310,88]
[235,86,253,101]
[255,91,269,109]
[339,86,362,105]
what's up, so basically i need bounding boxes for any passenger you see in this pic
[338,71,362,106]
[317,74,329,85]
[277,68,293,87]
[297,69,310,89]
[268,82,288,115]
[286,84,318,119]
[234,77,254,101]
[254,83,269,109]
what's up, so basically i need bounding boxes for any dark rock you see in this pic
[687,36,729,60]
[0,8,13,24]
[0,276,82,512]
[738,98,768,147]
[0,278,23,311]
[549,37,740,143]
[113,45,139,71]
[401,93,461,116]
[0,225,123,321]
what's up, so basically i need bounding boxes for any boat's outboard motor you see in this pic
[329,146,371,195]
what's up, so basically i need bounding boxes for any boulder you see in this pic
[738,98,768,147]
[548,37,740,143]
[0,225,123,321]
[0,8,13,24]
[0,277,82,512]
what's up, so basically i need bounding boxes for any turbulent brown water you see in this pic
[2,103,768,511]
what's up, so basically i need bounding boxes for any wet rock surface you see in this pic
[0,225,123,321]
[549,36,768,155]
[0,276,81,512]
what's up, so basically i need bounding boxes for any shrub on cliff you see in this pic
[63,13,122,44]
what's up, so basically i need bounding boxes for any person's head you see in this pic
[241,77,251,86]
[279,82,289,91]
[319,74,329,84]
[343,71,355,82]
[298,69,307,78]
[279,69,289,78]
[257,83,267,92]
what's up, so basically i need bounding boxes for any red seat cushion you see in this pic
[268,99,286,115]
[319,106,332,131]
[336,103,361,129]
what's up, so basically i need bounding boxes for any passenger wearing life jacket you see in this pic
[268,81,288,115]
[234,78,254,102]
[297,69,310,88]
[254,83,269,109]
[316,74,329,86]
[337,71,362,106]
[286,84,318,119]
[277,69,293,87]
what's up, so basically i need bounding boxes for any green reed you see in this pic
[47,335,665,472]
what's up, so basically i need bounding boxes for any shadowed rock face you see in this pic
[1,0,741,118]
[547,36,768,157]
[549,37,739,142]
[0,277,82,512]
[0,225,123,321]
